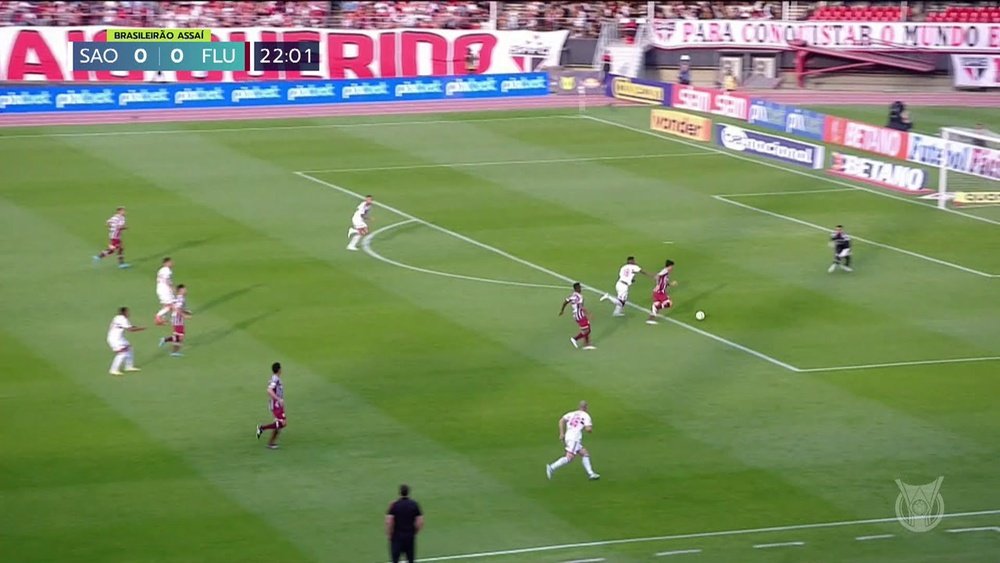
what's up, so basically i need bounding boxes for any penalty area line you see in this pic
[400,509,1000,562]
[361,220,566,290]
[299,152,714,174]
[295,171,801,373]
[798,356,1000,373]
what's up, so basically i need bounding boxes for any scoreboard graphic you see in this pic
[70,28,319,73]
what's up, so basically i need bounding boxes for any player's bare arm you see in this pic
[558,417,566,440]
[559,299,570,316]
[128,325,146,333]
[385,513,395,538]
[585,424,593,433]
[268,388,283,406]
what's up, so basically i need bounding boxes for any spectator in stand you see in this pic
[722,69,738,92]
[678,54,692,85]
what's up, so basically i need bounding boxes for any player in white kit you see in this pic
[346,195,374,251]
[600,256,648,316]
[545,400,600,481]
[107,306,145,375]
[154,257,175,325]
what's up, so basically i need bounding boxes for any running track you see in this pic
[1,90,998,128]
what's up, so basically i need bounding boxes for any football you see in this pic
[695,310,706,321]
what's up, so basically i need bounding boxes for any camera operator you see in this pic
[465,46,479,74]
[887,101,913,132]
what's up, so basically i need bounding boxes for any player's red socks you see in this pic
[260,422,278,431]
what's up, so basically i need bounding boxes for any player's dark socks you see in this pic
[844,256,852,267]
[574,333,584,341]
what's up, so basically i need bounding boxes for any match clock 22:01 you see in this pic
[252,42,320,72]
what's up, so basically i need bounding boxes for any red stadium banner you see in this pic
[670,84,749,121]
[0,27,569,82]
[823,116,909,160]
[653,20,1000,52]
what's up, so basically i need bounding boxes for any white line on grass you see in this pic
[753,541,804,549]
[798,356,1000,373]
[579,114,1000,227]
[391,509,1000,562]
[362,220,566,290]
[299,152,714,174]
[295,172,801,373]
[714,188,855,197]
[855,534,894,541]
[713,194,998,278]
[0,115,570,140]
[655,549,702,556]
[947,526,1000,534]
[561,559,606,563]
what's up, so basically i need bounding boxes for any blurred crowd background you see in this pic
[1,2,996,32]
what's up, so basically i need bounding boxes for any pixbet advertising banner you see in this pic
[907,132,1000,181]
[716,124,824,169]
[824,116,909,160]
[0,27,568,82]
[951,54,1000,87]
[747,99,825,142]
[671,84,749,121]
[0,73,549,113]
[828,151,929,193]
[653,20,1000,51]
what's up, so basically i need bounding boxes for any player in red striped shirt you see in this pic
[158,284,190,357]
[647,260,675,325]
[255,362,287,450]
[559,282,596,350]
[93,207,130,268]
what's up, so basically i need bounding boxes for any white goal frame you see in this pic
[938,126,1000,209]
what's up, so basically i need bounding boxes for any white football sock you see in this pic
[111,352,126,372]
[347,227,356,237]
[582,456,595,476]
[347,234,361,248]
[613,306,623,315]
[125,349,135,368]
[651,305,657,315]
[549,456,570,472]
[156,306,170,318]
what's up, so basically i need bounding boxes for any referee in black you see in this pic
[386,484,423,563]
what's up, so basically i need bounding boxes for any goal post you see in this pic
[937,126,1000,209]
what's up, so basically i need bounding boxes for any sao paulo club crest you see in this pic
[961,57,988,82]
[510,34,552,72]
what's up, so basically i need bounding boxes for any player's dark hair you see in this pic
[627,256,635,262]
[163,256,171,263]
[177,284,185,290]
[272,362,281,374]
[666,259,675,267]
[366,194,373,198]
[399,484,410,497]
[119,306,128,315]
[835,225,843,229]
[572,282,581,291]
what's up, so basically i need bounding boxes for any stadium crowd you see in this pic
[0,1,995,30]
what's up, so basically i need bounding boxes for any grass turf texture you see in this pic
[1,104,998,562]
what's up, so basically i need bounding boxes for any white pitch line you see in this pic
[0,115,569,140]
[561,559,606,563]
[855,534,895,541]
[299,152,713,174]
[753,541,804,549]
[799,356,1000,373]
[655,548,702,556]
[713,195,999,278]
[580,114,1000,227]
[295,171,801,373]
[400,509,1000,562]
[947,526,1000,533]
[361,220,566,290]
[716,188,855,197]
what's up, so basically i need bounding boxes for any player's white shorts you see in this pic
[615,281,630,302]
[351,214,368,231]
[108,338,129,352]
[837,248,851,258]
[564,437,583,455]
[157,285,174,305]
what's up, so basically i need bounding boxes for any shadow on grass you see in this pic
[141,309,276,367]
[131,238,214,267]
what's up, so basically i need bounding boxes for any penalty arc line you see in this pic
[579,114,1000,227]
[390,509,1000,562]
[361,220,566,290]
[295,171,802,373]
[712,195,998,278]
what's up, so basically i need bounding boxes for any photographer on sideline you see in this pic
[887,101,913,132]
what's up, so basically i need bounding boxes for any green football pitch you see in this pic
[1,103,998,563]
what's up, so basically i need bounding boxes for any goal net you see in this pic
[937,126,1000,208]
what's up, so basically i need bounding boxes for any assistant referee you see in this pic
[386,484,424,563]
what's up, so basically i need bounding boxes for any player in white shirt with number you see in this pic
[154,257,175,325]
[107,306,145,375]
[346,195,374,251]
[546,400,600,481]
[601,256,648,317]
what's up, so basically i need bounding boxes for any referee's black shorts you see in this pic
[390,536,415,563]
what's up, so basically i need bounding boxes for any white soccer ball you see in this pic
[695,310,706,321]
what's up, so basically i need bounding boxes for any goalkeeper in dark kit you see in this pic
[828,225,853,273]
